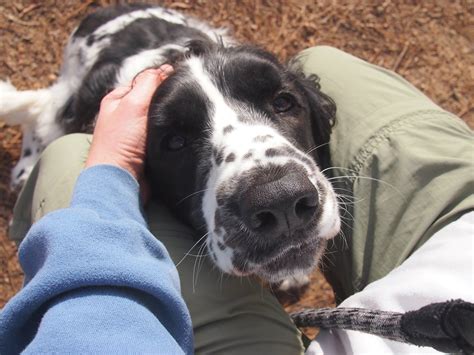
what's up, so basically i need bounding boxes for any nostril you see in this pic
[252,211,278,232]
[294,195,318,221]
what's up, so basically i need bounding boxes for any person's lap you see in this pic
[9,133,305,354]
[10,46,473,352]
[296,46,473,301]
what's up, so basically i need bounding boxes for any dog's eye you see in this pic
[162,134,186,151]
[272,94,294,113]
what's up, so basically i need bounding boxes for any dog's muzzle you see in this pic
[211,162,327,280]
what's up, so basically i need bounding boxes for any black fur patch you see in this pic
[225,153,236,162]
[254,134,272,142]
[265,148,283,157]
[73,4,154,38]
[223,125,234,134]
[23,148,32,157]
[62,7,210,133]
[214,148,224,165]
[49,5,338,282]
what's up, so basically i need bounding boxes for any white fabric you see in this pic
[308,212,474,355]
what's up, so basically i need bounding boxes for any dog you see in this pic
[0,4,341,286]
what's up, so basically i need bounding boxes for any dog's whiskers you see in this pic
[321,167,403,198]
[336,193,365,207]
[176,188,211,206]
[305,142,330,155]
[338,227,350,251]
[192,240,209,292]
[175,231,209,268]
[328,174,405,200]
[320,166,358,175]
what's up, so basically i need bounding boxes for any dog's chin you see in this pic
[224,237,327,283]
[256,239,326,283]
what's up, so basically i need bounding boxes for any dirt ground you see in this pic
[0,0,472,338]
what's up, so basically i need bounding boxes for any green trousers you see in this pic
[10,46,473,353]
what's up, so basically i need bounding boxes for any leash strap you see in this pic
[290,299,474,354]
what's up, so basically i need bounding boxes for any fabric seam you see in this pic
[346,109,457,183]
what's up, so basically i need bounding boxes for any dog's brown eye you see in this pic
[272,94,294,113]
[163,134,186,151]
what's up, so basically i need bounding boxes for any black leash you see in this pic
[291,299,474,354]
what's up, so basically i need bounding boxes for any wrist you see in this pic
[85,154,142,181]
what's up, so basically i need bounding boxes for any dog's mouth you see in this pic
[227,233,326,281]
[256,239,327,282]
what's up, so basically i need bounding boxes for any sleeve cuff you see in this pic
[70,165,146,226]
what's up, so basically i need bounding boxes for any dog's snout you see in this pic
[239,173,318,236]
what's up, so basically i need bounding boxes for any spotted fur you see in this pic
[0,4,340,284]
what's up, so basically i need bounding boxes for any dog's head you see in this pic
[146,43,340,282]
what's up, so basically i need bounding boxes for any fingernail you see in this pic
[159,64,174,74]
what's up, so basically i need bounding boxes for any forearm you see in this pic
[0,165,193,354]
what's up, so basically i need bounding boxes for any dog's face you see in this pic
[147,44,340,282]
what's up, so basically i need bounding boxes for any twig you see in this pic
[2,12,39,27]
[19,3,41,18]
[169,3,191,9]
[392,42,410,71]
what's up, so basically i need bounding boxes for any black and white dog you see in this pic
[0,4,340,286]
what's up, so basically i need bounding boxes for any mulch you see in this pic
[0,0,472,339]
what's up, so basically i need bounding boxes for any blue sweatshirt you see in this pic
[0,165,193,354]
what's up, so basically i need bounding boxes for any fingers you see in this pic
[99,64,174,114]
[127,65,174,106]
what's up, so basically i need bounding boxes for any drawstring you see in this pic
[291,299,474,354]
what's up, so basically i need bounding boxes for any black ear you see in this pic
[292,70,336,170]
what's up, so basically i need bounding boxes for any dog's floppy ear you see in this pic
[291,69,336,170]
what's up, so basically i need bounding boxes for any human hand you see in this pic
[85,65,173,183]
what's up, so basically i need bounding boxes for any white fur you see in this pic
[60,7,185,90]
[0,80,52,126]
[76,7,185,40]
[187,57,340,278]
[0,6,228,187]
[1,6,340,282]
[11,128,39,186]
[0,80,66,186]
[115,45,185,86]
[279,273,310,291]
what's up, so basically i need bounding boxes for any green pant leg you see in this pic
[297,46,474,302]
[147,203,303,354]
[10,133,304,354]
[10,133,90,244]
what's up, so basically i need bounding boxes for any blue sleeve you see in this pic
[0,165,193,354]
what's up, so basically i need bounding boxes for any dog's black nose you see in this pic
[239,173,319,236]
